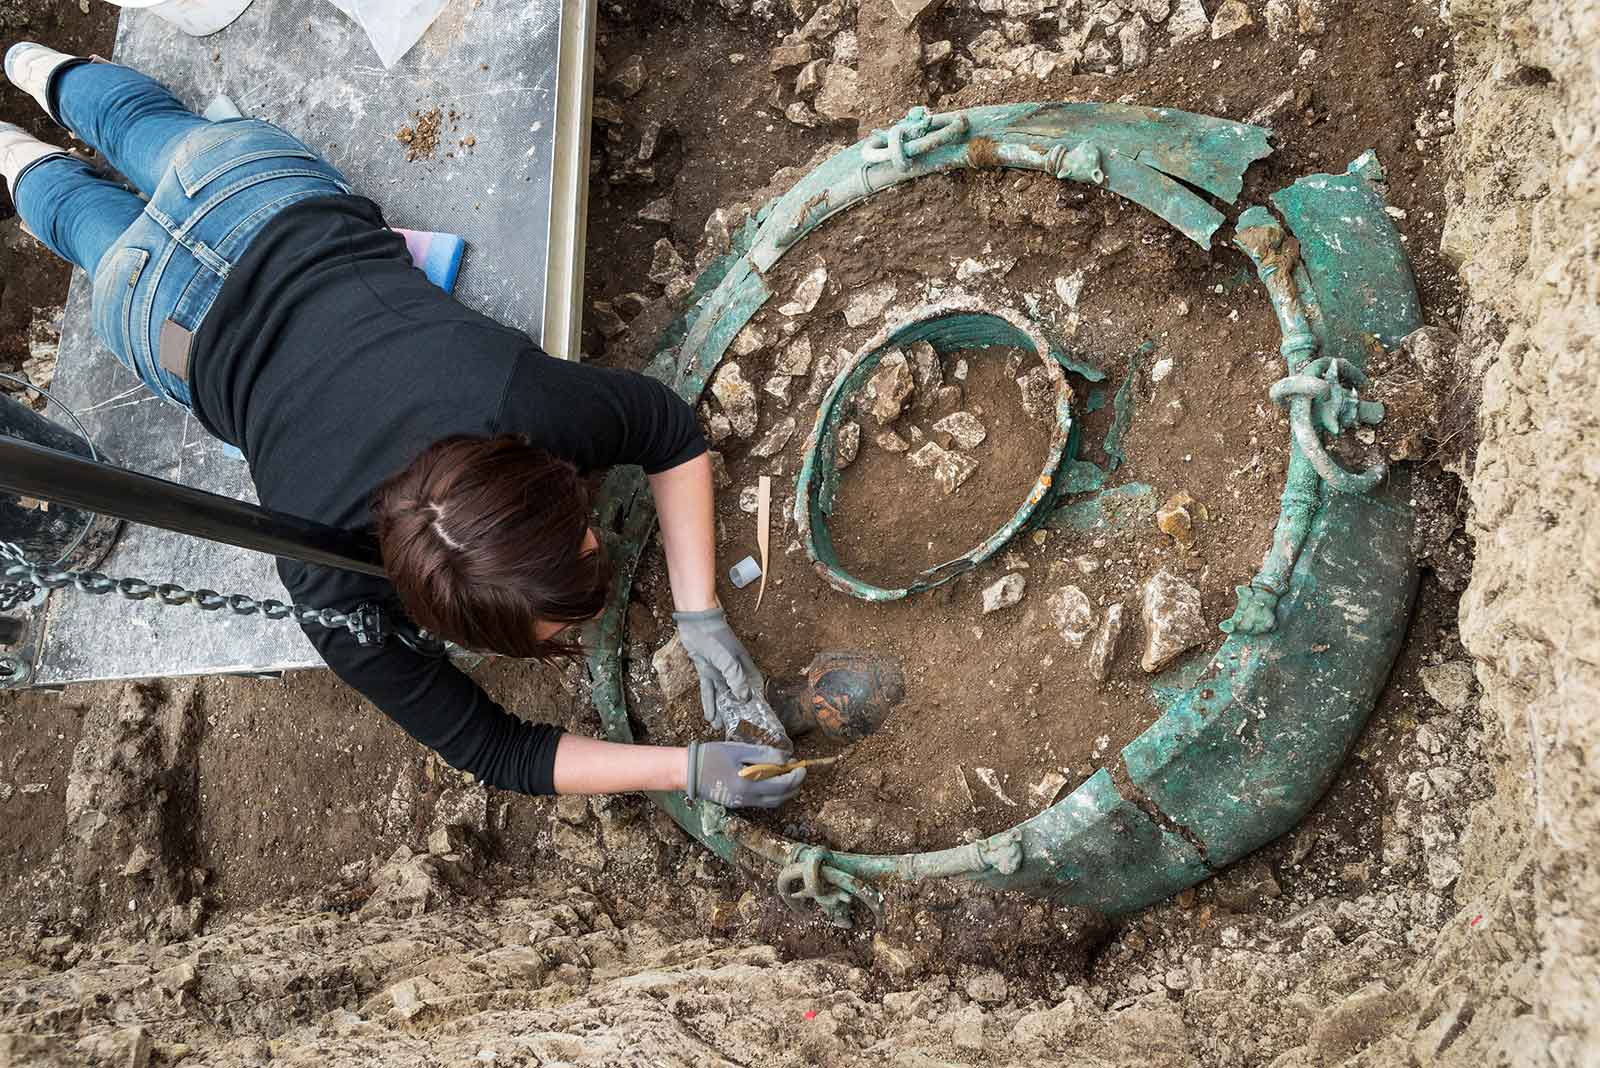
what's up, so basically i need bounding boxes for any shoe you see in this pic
[0,121,66,220]
[4,42,79,125]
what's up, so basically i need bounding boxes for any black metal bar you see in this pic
[0,437,387,578]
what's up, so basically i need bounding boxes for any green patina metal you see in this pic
[794,301,1074,602]
[582,101,1420,923]
[1223,155,1419,637]
[1047,482,1159,533]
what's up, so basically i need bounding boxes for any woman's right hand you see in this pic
[685,741,806,808]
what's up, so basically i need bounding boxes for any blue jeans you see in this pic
[12,61,352,408]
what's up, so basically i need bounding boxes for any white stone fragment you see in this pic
[711,362,759,437]
[779,266,828,316]
[1054,270,1085,308]
[1089,602,1126,680]
[982,573,1027,614]
[1140,570,1209,672]
[835,422,861,469]
[934,411,987,450]
[843,282,898,327]
[763,373,794,404]
[1048,584,1095,647]
[749,416,797,458]
[775,336,814,376]
[876,430,911,453]
[864,352,915,425]
[972,766,1019,805]
[1168,0,1210,42]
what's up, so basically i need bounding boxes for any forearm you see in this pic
[551,734,688,794]
[648,452,719,612]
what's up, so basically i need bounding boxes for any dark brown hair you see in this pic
[371,435,612,660]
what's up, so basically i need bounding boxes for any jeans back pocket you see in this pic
[174,120,318,199]
[91,245,154,389]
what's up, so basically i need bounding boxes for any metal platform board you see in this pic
[18,0,594,686]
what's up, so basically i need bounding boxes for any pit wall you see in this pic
[1437,0,1600,1059]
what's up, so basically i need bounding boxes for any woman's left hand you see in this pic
[674,607,792,751]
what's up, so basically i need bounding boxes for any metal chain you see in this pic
[0,539,442,654]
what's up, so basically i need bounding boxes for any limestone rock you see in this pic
[710,362,759,437]
[739,485,760,513]
[1016,365,1057,420]
[1156,490,1197,546]
[889,0,943,23]
[784,101,821,128]
[799,2,843,41]
[708,450,732,489]
[591,300,627,340]
[835,422,861,469]
[873,933,920,983]
[1128,0,1171,21]
[703,407,733,443]
[1210,0,1253,38]
[1119,15,1152,68]
[864,352,915,425]
[922,39,954,66]
[1053,273,1085,311]
[806,347,845,404]
[638,197,673,226]
[1080,37,1116,72]
[1140,570,1209,672]
[844,282,898,327]
[982,573,1027,614]
[908,340,943,401]
[1213,858,1282,911]
[936,450,978,493]
[769,40,815,71]
[647,238,687,287]
[831,30,859,64]
[814,64,861,123]
[1297,0,1327,35]
[637,120,662,162]
[730,323,766,356]
[775,336,814,375]
[931,384,964,414]
[1167,0,1209,42]
[1264,0,1295,39]
[794,58,827,97]
[763,373,793,405]
[910,441,978,493]
[780,268,827,316]
[1048,584,1095,647]
[750,416,797,458]
[876,430,911,452]
[431,785,489,840]
[612,54,647,97]
[933,410,987,450]
[1419,661,1477,710]
[1089,602,1126,680]
[652,634,697,701]
[552,822,606,871]
[966,969,1009,1005]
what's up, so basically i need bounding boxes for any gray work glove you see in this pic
[673,608,793,752]
[686,741,806,808]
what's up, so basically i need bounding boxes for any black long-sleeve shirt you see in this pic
[190,195,704,795]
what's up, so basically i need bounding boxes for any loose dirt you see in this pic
[828,345,1053,587]
[622,160,1295,852]
[0,0,1465,968]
